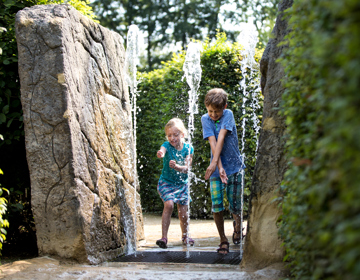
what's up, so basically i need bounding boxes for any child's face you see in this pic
[206,105,225,121]
[166,126,184,148]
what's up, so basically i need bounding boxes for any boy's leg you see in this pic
[227,171,242,242]
[214,211,229,254]
[161,200,174,238]
[232,213,241,240]
[213,211,227,242]
[210,178,229,254]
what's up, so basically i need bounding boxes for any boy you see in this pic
[201,88,244,255]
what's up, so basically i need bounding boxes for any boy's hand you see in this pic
[169,160,177,169]
[219,168,228,184]
[205,162,217,180]
[157,150,164,158]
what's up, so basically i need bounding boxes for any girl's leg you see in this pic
[161,200,174,239]
[177,204,189,236]
[178,204,194,245]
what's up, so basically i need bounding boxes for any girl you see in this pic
[156,118,194,248]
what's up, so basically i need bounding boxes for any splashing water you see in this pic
[116,175,136,255]
[125,25,141,93]
[237,23,258,69]
[183,42,202,116]
[183,42,202,255]
[237,22,261,258]
[124,24,142,255]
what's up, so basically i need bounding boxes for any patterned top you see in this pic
[159,141,194,185]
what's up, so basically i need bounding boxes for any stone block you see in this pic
[15,4,144,264]
[241,0,293,269]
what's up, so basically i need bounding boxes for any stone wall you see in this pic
[15,4,143,264]
[241,0,293,269]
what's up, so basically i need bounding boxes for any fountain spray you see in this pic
[124,24,141,255]
[237,22,261,258]
[182,41,202,254]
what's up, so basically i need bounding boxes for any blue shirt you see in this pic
[160,141,194,185]
[201,109,244,178]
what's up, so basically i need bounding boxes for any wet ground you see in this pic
[0,214,288,279]
[139,213,245,252]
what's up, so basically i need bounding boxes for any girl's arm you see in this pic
[169,154,193,173]
[157,146,166,158]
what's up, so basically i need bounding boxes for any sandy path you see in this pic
[0,215,289,280]
[140,213,246,251]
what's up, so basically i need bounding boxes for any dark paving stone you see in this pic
[112,251,241,265]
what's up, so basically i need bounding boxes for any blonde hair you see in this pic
[164,118,188,139]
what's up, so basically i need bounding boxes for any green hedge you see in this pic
[279,0,360,279]
[137,33,263,218]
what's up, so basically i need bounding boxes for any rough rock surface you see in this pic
[15,4,144,264]
[241,0,293,269]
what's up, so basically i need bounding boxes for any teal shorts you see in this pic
[210,171,242,214]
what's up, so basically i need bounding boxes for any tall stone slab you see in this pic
[15,4,144,264]
[241,0,293,269]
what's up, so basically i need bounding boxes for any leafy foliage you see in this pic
[0,168,10,257]
[91,0,268,71]
[36,0,98,21]
[137,33,263,218]
[0,0,97,145]
[0,135,9,260]
[235,0,280,46]
[0,0,26,145]
[278,0,360,278]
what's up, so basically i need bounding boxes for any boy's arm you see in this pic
[206,129,228,183]
[169,154,193,173]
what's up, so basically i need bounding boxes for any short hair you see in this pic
[204,88,228,109]
[164,118,188,138]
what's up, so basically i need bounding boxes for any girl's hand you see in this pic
[157,150,164,158]
[169,160,177,169]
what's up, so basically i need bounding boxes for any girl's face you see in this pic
[166,126,184,149]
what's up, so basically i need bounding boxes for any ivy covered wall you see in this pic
[279,0,360,278]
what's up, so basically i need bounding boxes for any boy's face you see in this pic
[206,104,227,121]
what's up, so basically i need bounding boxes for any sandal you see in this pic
[232,220,241,245]
[217,241,230,255]
[156,237,168,249]
[182,236,195,246]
